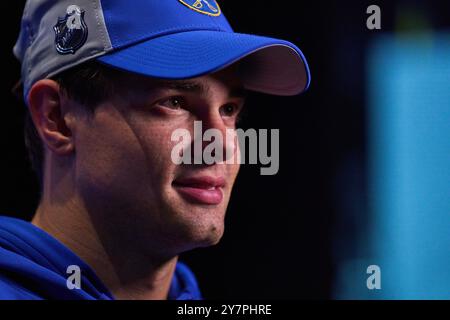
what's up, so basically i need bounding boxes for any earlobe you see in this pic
[28,80,75,156]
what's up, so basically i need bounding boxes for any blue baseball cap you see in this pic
[14,0,311,102]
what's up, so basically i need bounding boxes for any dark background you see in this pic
[2,1,449,299]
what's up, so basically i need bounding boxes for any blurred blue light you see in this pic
[367,34,450,299]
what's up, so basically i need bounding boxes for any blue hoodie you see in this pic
[0,216,202,300]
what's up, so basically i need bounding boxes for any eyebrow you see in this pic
[156,80,248,99]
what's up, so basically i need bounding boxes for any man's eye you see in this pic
[220,103,241,117]
[159,96,186,110]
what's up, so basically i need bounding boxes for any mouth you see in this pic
[172,176,225,205]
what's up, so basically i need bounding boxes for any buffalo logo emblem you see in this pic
[178,0,221,17]
[54,5,88,55]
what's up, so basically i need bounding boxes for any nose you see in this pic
[190,109,238,165]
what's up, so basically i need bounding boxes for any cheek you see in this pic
[74,110,175,201]
[74,104,240,211]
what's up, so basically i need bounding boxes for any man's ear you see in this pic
[28,79,74,155]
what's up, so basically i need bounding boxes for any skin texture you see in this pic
[28,64,245,299]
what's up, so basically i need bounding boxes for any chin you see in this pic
[162,189,229,250]
[176,219,225,252]
[200,225,225,247]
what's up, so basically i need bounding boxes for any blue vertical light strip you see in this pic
[368,33,450,299]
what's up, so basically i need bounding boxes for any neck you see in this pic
[32,191,178,300]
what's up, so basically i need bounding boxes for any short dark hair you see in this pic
[17,61,121,187]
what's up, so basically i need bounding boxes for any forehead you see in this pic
[111,63,246,98]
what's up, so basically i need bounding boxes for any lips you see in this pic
[172,176,225,205]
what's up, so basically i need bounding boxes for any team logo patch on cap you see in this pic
[178,0,221,17]
[54,5,88,55]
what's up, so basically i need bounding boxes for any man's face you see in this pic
[71,65,245,258]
